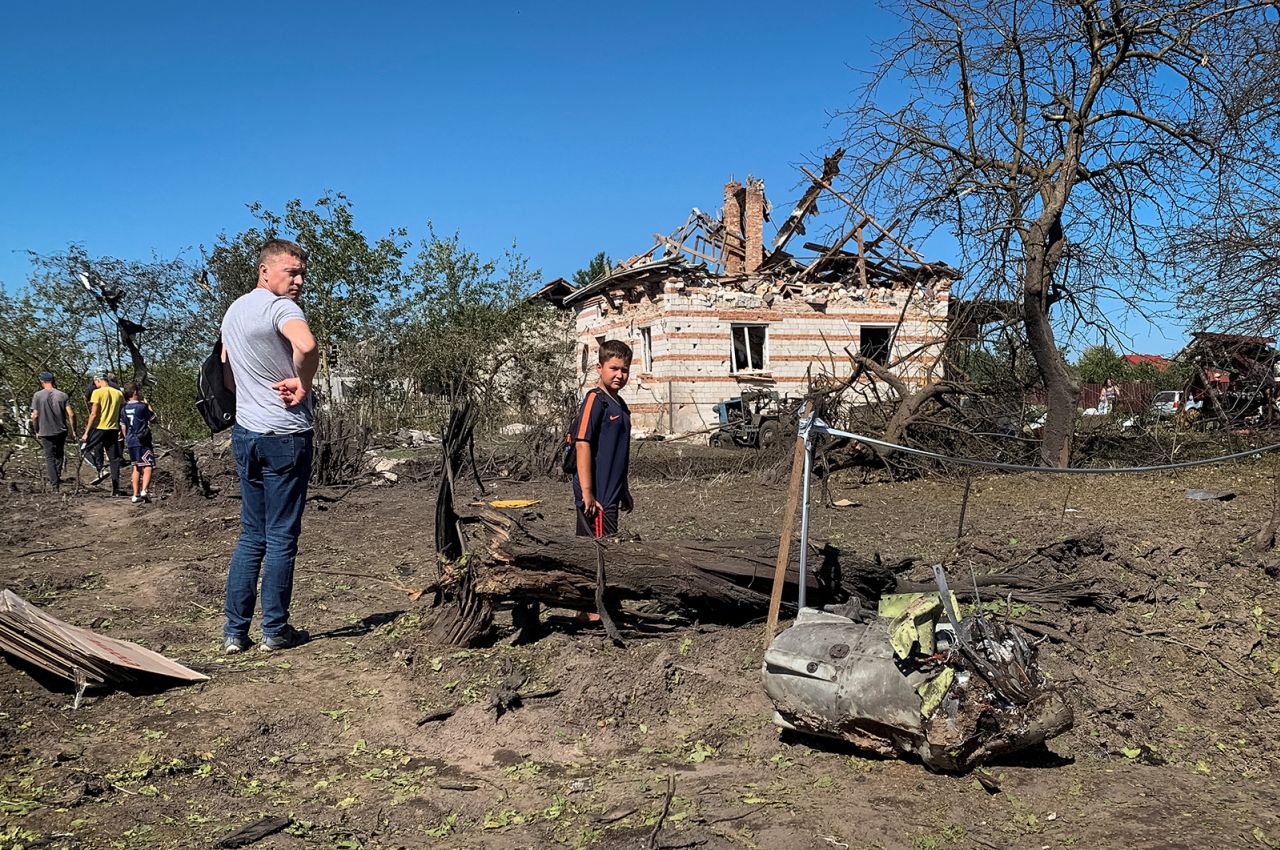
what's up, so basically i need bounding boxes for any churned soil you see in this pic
[1,437,1278,849]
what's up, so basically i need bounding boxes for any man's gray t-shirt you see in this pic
[30,388,70,437]
[221,288,314,434]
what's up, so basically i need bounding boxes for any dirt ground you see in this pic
[2,437,1279,850]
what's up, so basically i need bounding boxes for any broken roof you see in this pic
[561,150,959,309]
[526,277,576,308]
[1190,331,1276,346]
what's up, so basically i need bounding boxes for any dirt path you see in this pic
[1,449,1279,849]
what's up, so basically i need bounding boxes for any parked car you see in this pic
[1152,389,1198,419]
[1122,390,1203,430]
[1151,390,1185,418]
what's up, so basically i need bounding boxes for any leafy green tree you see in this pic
[2,247,207,438]
[1076,345,1126,385]
[952,330,1041,392]
[571,251,611,288]
[0,289,89,435]
[198,228,265,339]
[1122,358,1189,393]
[25,246,202,382]
[0,289,90,387]
[200,193,410,387]
[391,230,546,413]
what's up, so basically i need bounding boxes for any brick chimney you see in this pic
[722,180,744,275]
[743,177,765,274]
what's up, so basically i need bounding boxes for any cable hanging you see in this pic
[813,425,1280,475]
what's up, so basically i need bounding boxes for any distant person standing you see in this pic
[81,372,125,495]
[1099,377,1119,415]
[30,371,74,491]
[120,385,155,504]
[220,238,318,654]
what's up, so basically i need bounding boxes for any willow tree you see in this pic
[840,0,1280,465]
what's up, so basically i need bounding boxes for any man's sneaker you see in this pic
[224,634,253,655]
[91,470,109,485]
[260,625,309,652]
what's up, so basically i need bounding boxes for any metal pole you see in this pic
[797,431,814,610]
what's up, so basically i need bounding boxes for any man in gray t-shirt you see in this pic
[30,371,74,491]
[220,238,320,655]
[221,290,315,434]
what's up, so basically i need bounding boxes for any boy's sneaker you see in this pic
[224,634,253,654]
[131,495,141,504]
[140,490,150,501]
[260,625,309,652]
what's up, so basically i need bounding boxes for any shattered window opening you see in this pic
[860,326,892,366]
[731,324,768,373]
[641,327,653,372]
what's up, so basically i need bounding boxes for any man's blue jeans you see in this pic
[224,424,313,640]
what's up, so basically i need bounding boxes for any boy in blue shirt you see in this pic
[119,385,156,504]
[571,340,634,537]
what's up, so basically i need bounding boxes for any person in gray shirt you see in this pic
[30,371,74,491]
[220,238,319,654]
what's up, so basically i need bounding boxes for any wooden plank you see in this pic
[857,226,868,290]
[862,218,902,253]
[764,404,812,644]
[799,165,925,263]
[801,216,871,279]
[772,148,845,252]
[653,233,723,266]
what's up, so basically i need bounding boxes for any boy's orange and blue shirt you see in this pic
[570,388,632,510]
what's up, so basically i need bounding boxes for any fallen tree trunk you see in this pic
[426,508,912,646]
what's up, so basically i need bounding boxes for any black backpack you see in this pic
[560,388,602,474]
[195,338,236,433]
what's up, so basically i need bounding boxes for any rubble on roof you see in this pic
[561,151,957,309]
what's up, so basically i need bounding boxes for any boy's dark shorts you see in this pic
[575,504,619,538]
[129,444,155,469]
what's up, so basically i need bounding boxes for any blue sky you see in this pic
[0,1,1179,354]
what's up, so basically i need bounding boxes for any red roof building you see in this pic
[1122,354,1173,371]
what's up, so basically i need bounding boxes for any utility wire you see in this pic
[817,427,1280,475]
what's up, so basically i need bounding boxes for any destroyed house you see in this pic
[1180,331,1279,420]
[561,160,957,435]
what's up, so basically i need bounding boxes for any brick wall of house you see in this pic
[573,274,950,436]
